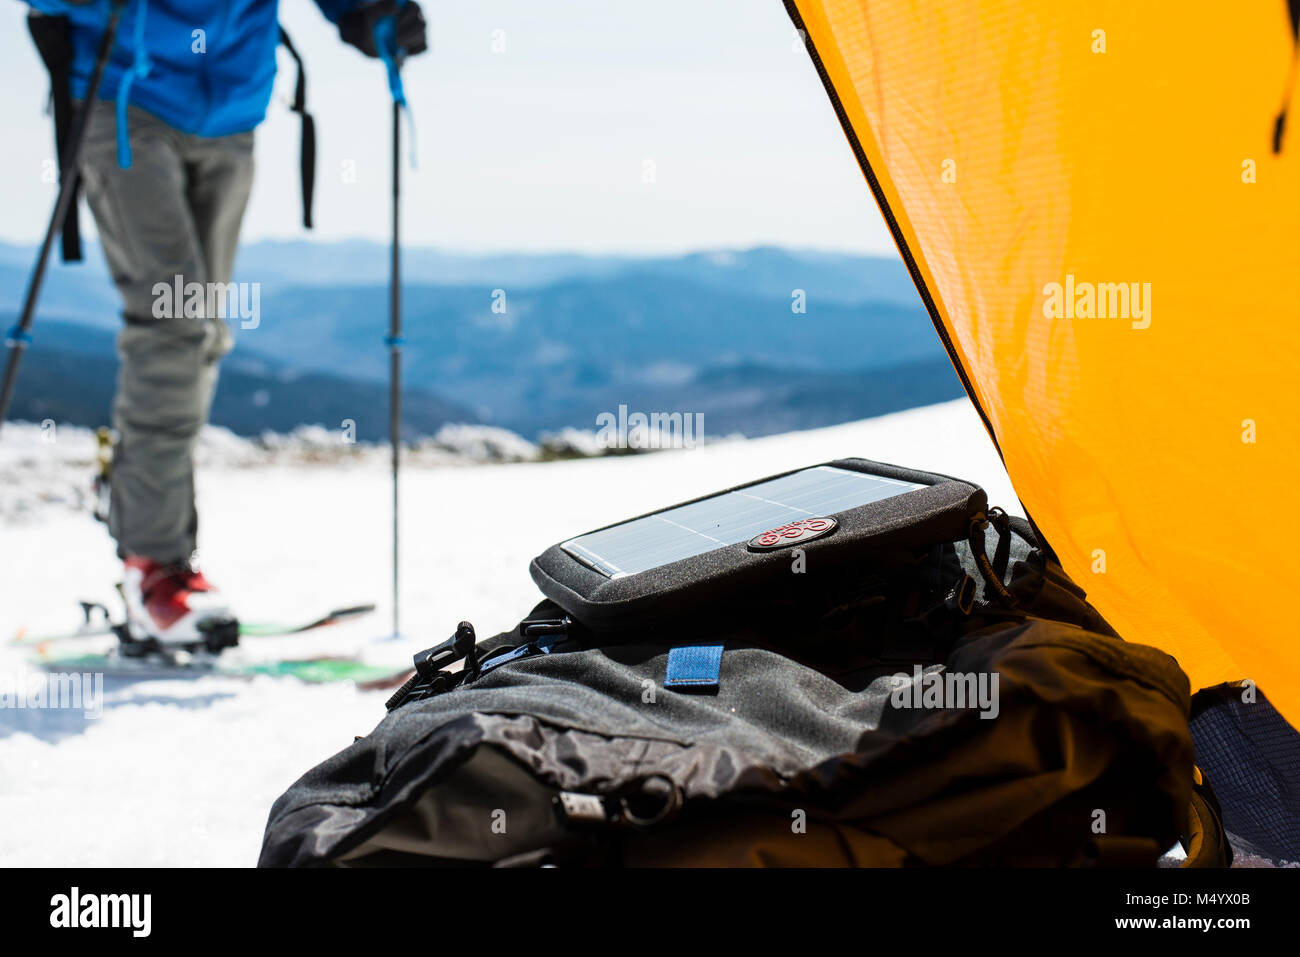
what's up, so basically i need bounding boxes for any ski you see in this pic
[31,649,413,689]
[237,603,378,636]
[20,600,407,688]
[11,601,377,647]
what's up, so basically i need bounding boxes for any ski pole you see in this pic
[376,3,411,640]
[389,90,402,641]
[0,1,127,433]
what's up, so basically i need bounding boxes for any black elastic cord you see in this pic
[989,507,1013,582]
[279,27,316,229]
[969,515,1019,608]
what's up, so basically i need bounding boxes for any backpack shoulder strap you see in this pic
[279,26,316,230]
[26,12,83,262]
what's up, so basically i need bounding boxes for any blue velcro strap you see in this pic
[665,643,724,690]
[5,325,33,347]
[384,334,406,347]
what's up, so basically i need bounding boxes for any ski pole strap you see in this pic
[114,0,151,170]
[279,26,317,230]
[373,6,407,108]
[383,333,405,347]
[374,1,419,167]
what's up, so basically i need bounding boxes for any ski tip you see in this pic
[330,603,378,619]
[239,602,379,637]
[357,668,416,692]
[291,603,378,632]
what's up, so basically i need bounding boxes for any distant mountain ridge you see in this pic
[0,241,961,439]
[5,319,478,441]
[0,240,922,325]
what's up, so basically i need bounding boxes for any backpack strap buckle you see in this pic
[385,620,477,711]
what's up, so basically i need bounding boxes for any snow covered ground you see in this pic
[0,398,1249,868]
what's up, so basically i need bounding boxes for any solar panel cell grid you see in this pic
[561,466,925,578]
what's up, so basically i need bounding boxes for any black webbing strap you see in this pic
[27,13,83,262]
[279,26,316,229]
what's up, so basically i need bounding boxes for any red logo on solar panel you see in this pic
[747,517,837,551]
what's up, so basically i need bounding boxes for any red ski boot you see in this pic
[121,556,235,649]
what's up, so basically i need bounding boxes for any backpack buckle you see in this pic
[385,621,477,711]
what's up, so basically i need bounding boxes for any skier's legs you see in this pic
[184,129,256,292]
[180,128,256,434]
[78,103,250,563]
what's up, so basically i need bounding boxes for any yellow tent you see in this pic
[786,0,1300,727]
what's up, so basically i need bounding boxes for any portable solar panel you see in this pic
[561,466,926,578]
[530,458,988,630]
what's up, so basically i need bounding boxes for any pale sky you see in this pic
[0,0,895,256]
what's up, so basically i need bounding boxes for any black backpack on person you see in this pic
[258,458,1224,867]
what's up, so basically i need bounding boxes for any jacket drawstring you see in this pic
[114,0,151,169]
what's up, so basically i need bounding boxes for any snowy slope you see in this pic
[0,400,1016,866]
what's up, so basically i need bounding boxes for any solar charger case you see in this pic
[529,458,987,631]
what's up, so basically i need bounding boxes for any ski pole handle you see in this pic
[373,0,408,107]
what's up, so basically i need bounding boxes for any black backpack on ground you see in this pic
[258,458,1221,867]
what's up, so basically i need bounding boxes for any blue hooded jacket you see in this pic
[27,0,369,151]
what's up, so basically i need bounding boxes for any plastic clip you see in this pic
[385,620,477,711]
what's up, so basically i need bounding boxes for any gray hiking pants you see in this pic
[79,102,254,563]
